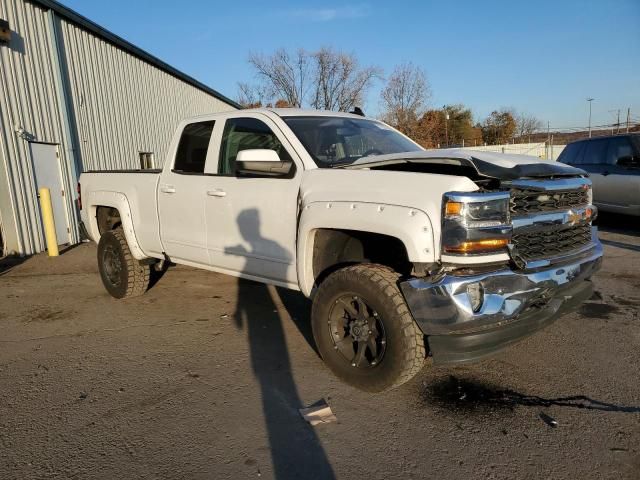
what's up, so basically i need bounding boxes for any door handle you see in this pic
[207,189,227,197]
[160,185,176,194]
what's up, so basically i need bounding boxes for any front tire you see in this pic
[311,264,425,392]
[97,228,150,299]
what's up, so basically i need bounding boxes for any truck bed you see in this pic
[80,171,163,257]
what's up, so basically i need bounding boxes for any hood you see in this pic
[341,148,586,180]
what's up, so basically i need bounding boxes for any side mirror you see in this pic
[617,155,639,168]
[236,149,293,176]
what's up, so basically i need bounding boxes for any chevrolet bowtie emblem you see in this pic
[567,210,582,225]
[566,208,592,226]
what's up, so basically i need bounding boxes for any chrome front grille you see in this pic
[510,188,589,216]
[506,178,595,266]
[512,224,592,261]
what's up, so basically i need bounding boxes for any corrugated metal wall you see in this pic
[0,0,72,255]
[0,0,236,255]
[60,21,233,171]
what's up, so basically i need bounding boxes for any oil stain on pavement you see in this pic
[421,375,640,414]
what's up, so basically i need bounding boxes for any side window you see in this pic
[581,139,608,165]
[607,137,634,165]
[174,121,215,174]
[558,142,585,165]
[218,117,292,175]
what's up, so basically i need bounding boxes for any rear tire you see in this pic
[311,264,425,392]
[97,228,150,299]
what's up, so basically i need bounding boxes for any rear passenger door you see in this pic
[157,120,216,266]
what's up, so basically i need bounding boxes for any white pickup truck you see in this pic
[80,108,603,392]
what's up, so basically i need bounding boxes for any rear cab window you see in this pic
[173,121,215,174]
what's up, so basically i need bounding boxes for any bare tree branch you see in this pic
[236,82,269,108]
[514,111,543,140]
[243,47,381,111]
[248,49,310,107]
[380,63,431,135]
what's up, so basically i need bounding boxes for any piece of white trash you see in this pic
[299,401,337,426]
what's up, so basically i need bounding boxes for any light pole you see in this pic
[444,108,449,147]
[587,98,594,138]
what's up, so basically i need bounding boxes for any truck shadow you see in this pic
[228,209,335,480]
[422,375,640,414]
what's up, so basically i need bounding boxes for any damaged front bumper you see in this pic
[400,229,603,365]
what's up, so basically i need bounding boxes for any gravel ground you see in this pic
[1,214,639,480]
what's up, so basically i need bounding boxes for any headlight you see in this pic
[444,197,509,227]
[442,192,512,255]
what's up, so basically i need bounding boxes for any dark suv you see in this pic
[557,134,640,216]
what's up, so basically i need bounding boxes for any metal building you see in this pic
[0,0,238,256]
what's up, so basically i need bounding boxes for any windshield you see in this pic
[282,116,423,167]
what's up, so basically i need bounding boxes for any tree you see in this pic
[247,48,310,107]
[481,109,517,145]
[240,47,381,111]
[413,109,443,147]
[412,104,481,148]
[236,82,268,108]
[514,112,543,141]
[311,47,382,111]
[274,99,291,108]
[380,63,430,137]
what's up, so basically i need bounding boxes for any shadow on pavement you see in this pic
[0,255,30,276]
[275,287,319,357]
[599,238,640,253]
[229,209,335,480]
[422,375,640,414]
[595,212,640,237]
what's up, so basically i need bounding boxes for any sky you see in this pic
[61,0,640,130]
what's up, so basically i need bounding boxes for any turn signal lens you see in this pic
[585,206,594,220]
[445,238,509,254]
[445,201,463,216]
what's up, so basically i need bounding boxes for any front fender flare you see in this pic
[297,201,435,296]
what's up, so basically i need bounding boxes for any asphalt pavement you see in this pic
[1,214,639,479]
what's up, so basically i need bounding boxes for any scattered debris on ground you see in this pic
[299,400,338,426]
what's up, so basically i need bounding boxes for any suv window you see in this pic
[218,117,292,175]
[582,139,609,165]
[558,141,585,165]
[607,137,634,165]
[174,121,215,173]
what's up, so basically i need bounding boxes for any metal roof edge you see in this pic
[30,0,241,109]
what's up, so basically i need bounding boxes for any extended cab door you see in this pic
[203,114,302,287]
[157,120,216,265]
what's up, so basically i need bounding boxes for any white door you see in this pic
[30,142,69,245]
[204,115,301,286]
[157,120,216,266]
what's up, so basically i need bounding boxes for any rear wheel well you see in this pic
[312,229,412,286]
[96,206,122,235]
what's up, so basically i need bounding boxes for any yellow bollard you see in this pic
[38,187,59,257]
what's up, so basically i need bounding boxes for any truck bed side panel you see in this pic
[80,172,163,258]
